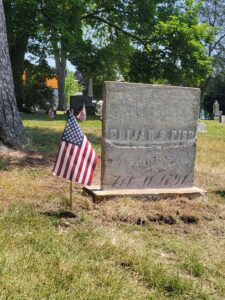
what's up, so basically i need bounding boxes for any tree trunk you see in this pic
[9,38,28,111]
[55,54,67,111]
[0,0,27,148]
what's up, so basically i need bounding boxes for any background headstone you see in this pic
[220,115,225,123]
[213,100,223,120]
[70,95,95,115]
[197,122,207,132]
[101,82,200,190]
[199,109,205,120]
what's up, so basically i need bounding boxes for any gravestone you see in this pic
[220,115,225,123]
[199,109,205,120]
[84,82,206,200]
[213,100,222,120]
[70,95,95,115]
[197,122,207,133]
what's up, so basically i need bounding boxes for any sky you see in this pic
[47,57,76,72]
[25,53,76,72]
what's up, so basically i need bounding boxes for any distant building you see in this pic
[45,77,59,109]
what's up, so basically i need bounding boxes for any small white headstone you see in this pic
[220,115,225,124]
[197,122,207,132]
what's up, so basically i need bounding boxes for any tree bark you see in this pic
[9,37,28,111]
[55,53,67,111]
[0,0,27,148]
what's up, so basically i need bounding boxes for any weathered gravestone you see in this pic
[84,82,206,200]
[213,100,223,120]
[220,115,225,124]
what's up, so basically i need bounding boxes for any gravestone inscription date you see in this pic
[101,82,200,190]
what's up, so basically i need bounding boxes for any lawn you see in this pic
[0,114,225,299]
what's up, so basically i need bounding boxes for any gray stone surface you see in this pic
[213,100,220,116]
[197,122,207,132]
[101,82,200,190]
[213,100,223,119]
[220,115,225,123]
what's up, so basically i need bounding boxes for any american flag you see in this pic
[76,104,86,121]
[53,114,97,185]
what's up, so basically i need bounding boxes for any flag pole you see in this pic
[70,180,73,210]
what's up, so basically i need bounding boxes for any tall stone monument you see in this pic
[84,82,206,200]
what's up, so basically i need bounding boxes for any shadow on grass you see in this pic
[215,190,225,199]
[0,125,101,171]
[0,149,51,170]
[25,126,62,154]
[21,113,67,122]
[41,210,77,219]
[25,127,101,155]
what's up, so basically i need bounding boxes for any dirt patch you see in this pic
[91,197,214,226]
[41,210,82,229]
[147,214,177,225]
[41,210,77,219]
[179,215,199,224]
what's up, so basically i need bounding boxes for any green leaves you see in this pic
[4,0,215,101]
[127,0,213,87]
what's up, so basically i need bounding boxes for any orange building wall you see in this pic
[22,72,58,89]
[46,77,58,89]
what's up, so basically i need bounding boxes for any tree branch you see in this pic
[212,32,225,50]
[82,7,128,20]
[82,14,148,47]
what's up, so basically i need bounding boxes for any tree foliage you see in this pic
[199,0,225,102]
[65,71,82,103]
[69,33,132,99]
[127,1,213,86]
[203,71,225,114]
[22,60,55,112]
[200,0,225,71]
[3,0,214,105]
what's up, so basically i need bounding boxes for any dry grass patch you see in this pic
[91,197,214,226]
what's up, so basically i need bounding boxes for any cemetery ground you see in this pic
[0,114,225,300]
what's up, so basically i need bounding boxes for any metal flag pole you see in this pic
[70,180,73,210]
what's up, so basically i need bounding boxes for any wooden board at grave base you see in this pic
[83,186,207,202]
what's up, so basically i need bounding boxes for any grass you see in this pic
[0,113,225,299]
[23,113,102,154]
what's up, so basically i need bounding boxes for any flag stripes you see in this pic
[76,104,87,121]
[52,114,97,185]
[53,139,97,185]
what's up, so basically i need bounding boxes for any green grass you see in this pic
[0,115,225,299]
[22,113,102,154]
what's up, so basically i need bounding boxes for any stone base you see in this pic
[83,186,207,202]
